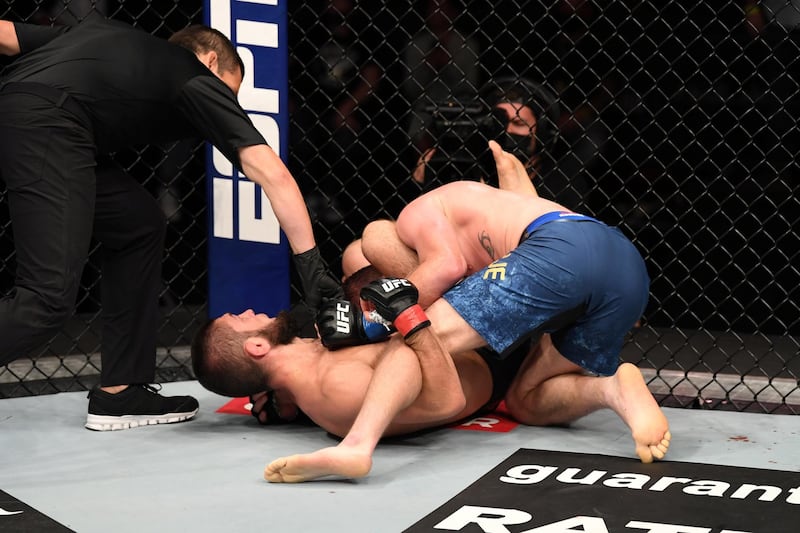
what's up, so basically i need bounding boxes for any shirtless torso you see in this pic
[277,339,495,438]
[388,180,572,307]
[263,148,670,484]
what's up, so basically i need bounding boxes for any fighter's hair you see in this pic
[190,318,265,397]
[343,265,383,304]
[168,25,245,79]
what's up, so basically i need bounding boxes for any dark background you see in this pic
[1,1,798,408]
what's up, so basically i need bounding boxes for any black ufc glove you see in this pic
[360,278,431,339]
[317,298,394,350]
[293,246,344,311]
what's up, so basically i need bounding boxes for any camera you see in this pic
[419,79,560,192]
[422,99,508,190]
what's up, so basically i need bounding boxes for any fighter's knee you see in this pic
[503,384,554,426]
[503,388,536,424]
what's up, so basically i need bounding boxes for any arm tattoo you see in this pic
[478,230,495,260]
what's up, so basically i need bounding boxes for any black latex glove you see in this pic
[293,246,343,311]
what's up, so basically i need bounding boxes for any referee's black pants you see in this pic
[0,88,166,386]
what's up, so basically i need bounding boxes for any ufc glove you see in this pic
[360,278,431,339]
[249,390,303,425]
[317,298,394,350]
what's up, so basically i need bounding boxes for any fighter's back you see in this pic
[410,181,572,269]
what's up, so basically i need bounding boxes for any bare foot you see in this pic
[608,363,671,463]
[264,446,373,483]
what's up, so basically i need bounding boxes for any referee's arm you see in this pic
[0,21,20,55]
[238,143,317,255]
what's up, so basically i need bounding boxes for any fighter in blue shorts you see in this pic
[443,211,650,376]
[258,148,670,483]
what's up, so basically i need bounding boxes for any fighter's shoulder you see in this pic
[405,181,489,212]
[317,356,376,411]
[430,180,495,196]
[320,351,377,390]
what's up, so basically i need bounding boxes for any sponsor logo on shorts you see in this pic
[483,261,507,281]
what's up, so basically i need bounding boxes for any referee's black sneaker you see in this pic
[86,384,199,431]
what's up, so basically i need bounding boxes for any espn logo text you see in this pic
[209,0,284,244]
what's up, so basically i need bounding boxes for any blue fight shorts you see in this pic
[443,212,650,376]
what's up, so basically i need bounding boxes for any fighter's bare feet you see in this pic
[264,446,373,483]
[609,363,671,463]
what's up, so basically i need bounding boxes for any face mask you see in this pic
[499,131,535,162]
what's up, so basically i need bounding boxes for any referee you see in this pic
[0,18,339,430]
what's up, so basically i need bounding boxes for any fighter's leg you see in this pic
[266,296,474,483]
[504,336,670,463]
[426,298,490,355]
[604,363,671,462]
[489,140,538,196]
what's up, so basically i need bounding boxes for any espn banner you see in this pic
[405,448,799,533]
[204,0,290,318]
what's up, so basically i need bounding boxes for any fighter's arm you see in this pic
[313,337,467,441]
[309,360,385,438]
[0,21,20,55]
[394,198,469,308]
[388,328,467,427]
[360,279,467,427]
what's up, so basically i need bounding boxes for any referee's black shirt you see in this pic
[1,19,265,165]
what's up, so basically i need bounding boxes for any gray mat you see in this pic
[1,381,798,533]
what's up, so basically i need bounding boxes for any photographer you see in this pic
[412,76,561,193]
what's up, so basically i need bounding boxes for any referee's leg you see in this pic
[0,98,96,364]
[92,163,166,386]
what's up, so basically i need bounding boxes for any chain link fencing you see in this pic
[1,0,798,413]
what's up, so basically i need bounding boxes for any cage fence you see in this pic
[1,0,798,413]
